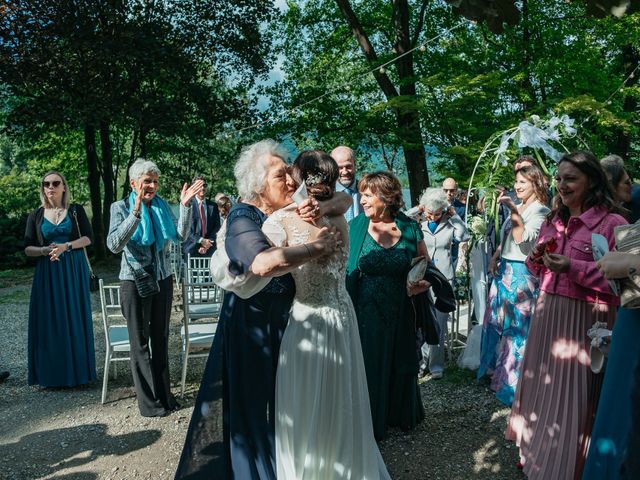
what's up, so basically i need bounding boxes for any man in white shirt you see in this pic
[331,145,363,222]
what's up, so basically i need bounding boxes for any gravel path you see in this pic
[0,262,524,480]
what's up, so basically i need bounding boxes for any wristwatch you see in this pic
[67,242,73,251]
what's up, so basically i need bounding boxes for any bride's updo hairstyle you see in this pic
[291,150,339,201]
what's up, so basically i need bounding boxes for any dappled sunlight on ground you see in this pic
[473,438,504,475]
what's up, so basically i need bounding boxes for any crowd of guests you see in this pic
[19,142,640,480]
[473,151,638,480]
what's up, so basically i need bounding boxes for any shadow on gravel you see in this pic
[45,474,98,480]
[379,363,525,479]
[0,423,160,478]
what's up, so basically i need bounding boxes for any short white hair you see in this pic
[234,139,288,202]
[419,187,449,211]
[129,158,161,181]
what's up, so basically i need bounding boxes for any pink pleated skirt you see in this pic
[505,292,616,480]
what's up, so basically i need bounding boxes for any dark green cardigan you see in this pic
[345,211,422,304]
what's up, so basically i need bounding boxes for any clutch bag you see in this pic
[614,222,640,309]
[407,257,428,284]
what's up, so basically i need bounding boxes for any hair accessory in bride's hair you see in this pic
[305,172,325,187]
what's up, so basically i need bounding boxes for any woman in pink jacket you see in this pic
[506,151,627,480]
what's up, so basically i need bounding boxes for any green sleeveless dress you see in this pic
[346,212,424,440]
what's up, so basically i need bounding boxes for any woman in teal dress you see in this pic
[583,251,640,480]
[346,171,430,441]
[24,171,96,387]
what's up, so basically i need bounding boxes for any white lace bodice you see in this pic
[263,206,349,308]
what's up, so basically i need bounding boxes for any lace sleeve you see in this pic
[262,211,288,247]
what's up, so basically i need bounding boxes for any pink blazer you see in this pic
[525,205,627,305]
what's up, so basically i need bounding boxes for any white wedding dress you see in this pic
[263,205,390,480]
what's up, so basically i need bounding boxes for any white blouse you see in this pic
[501,201,550,262]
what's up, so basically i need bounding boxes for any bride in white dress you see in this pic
[263,150,390,480]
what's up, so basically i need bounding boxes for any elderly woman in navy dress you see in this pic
[24,171,96,387]
[175,140,349,480]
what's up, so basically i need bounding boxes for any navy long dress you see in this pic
[175,203,295,480]
[583,307,640,480]
[28,216,96,387]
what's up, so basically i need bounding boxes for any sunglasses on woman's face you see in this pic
[42,180,62,188]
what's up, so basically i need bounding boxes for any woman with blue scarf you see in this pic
[107,158,203,417]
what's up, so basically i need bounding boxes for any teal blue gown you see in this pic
[582,307,640,480]
[28,216,96,387]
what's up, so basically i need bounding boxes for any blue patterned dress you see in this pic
[28,215,96,387]
[477,259,538,405]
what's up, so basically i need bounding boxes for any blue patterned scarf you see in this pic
[128,191,177,249]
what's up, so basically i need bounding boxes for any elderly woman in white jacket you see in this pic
[419,187,470,378]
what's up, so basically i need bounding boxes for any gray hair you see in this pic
[129,158,161,181]
[600,154,627,187]
[330,145,356,163]
[419,187,449,211]
[234,139,288,202]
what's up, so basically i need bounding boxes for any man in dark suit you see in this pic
[182,175,221,259]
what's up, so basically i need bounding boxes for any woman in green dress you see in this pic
[346,171,430,440]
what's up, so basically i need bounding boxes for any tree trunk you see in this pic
[84,124,106,260]
[335,0,429,203]
[520,0,536,112]
[614,45,639,161]
[112,130,123,198]
[398,110,429,205]
[392,0,428,205]
[139,127,147,158]
[121,128,138,199]
[100,121,114,240]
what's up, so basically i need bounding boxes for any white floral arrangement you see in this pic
[492,113,577,170]
[465,113,584,241]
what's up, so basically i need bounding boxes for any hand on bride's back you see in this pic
[315,226,341,255]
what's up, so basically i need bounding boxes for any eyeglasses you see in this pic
[42,180,62,188]
[443,188,456,193]
[426,210,443,217]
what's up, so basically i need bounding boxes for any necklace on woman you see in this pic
[48,206,64,224]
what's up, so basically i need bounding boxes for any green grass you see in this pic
[0,268,33,288]
[442,363,478,384]
[0,288,30,304]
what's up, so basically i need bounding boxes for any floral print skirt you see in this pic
[477,259,538,406]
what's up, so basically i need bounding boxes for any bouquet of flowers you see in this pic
[468,215,488,246]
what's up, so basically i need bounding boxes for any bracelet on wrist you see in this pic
[132,209,140,218]
[303,244,312,258]
[67,242,73,252]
